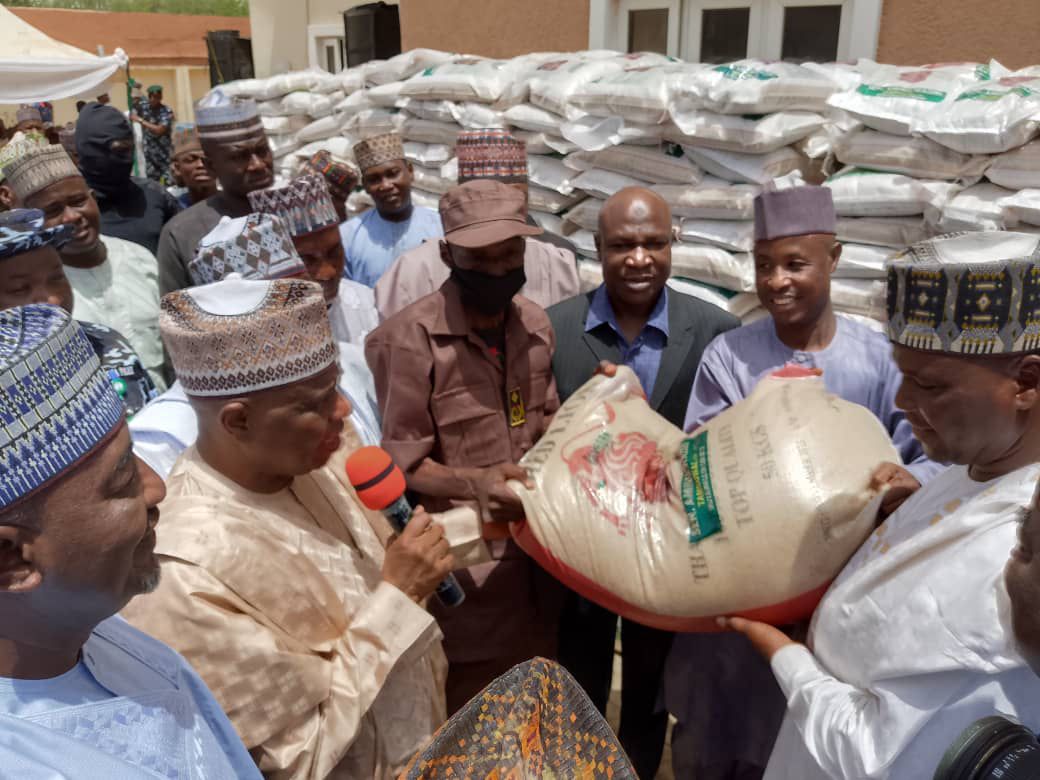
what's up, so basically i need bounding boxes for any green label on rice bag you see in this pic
[680,433,722,544]
[856,84,946,102]
[713,64,778,82]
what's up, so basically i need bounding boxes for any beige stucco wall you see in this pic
[876,0,1040,69]
[400,0,590,58]
[248,0,400,77]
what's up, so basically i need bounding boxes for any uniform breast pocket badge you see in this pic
[508,387,526,428]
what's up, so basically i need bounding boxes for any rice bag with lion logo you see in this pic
[509,365,899,631]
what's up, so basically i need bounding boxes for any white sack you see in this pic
[683,146,806,185]
[652,178,761,220]
[833,129,989,181]
[683,60,841,114]
[825,167,961,217]
[666,107,825,154]
[565,146,702,185]
[670,243,753,292]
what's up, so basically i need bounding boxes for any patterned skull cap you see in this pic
[2,144,81,202]
[0,208,75,261]
[0,131,48,184]
[353,132,405,173]
[247,174,340,237]
[189,213,306,286]
[0,304,126,510]
[195,88,264,145]
[160,278,337,397]
[886,231,1040,355]
[303,149,358,190]
[172,123,202,159]
[16,105,42,125]
[456,129,528,184]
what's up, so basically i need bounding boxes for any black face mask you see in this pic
[451,266,526,315]
[75,102,135,198]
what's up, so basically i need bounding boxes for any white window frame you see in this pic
[618,0,682,57]
[589,0,881,62]
[680,0,765,63]
[307,23,346,73]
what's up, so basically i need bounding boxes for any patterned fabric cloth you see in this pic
[81,321,158,419]
[0,616,262,779]
[248,174,340,237]
[188,213,305,286]
[160,277,337,397]
[456,129,528,183]
[353,132,405,173]
[194,90,263,145]
[138,100,175,185]
[0,304,125,510]
[0,208,73,260]
[402,657,637,779]
[2,144,80,202]
[887,231,1040,355]
[121,441,487,779]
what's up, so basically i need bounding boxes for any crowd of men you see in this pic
[1,83,1040,780]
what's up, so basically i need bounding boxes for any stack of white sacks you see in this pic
[210,52,1040,327]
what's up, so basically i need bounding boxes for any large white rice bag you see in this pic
[671,243,752,292]
[397,98,457,124]
[511,366,897,630]
[666,107,826,154]
[1002,189,1040,226]
[559,115,662,152]
[917,72,1040,154]
[937,183,1020,232]
[570,62,699,124]
[652,178,761,220]
[570,230,598,260]
[837,216,929,249]
[400,117,460,146]
[987,140,1040,190]
[565,145,702,185]
[825,167,961,217]
[681,60,841,114]
[683,146,806,185]
[827,61,1003,136]
[834,243,892,279]
[365,48,455,86]
[678,219,754,252]
[367,81,406,108]
[399,56,512,103]
[261,114,310,136]
[572,168,651,198]
[528,186,585,215]
[504,103,566,135]
[528,155,577,196]
[833,129,989,181]
[529,54,662,120]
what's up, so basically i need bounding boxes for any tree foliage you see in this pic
[0,0,248,15]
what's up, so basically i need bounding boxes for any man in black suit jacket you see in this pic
[547,188,738,779]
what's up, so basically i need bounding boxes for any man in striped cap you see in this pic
[0,303,259,779]
[123,276,488,779]
[340,131,443,287]
[374,129,580,320]
[156,89,274,295]
[169,124,216,209]
[14,104,44,134]
[726,231,1040,780]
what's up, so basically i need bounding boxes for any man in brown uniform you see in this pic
[366,179,562,713]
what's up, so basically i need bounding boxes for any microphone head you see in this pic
[345,446,407,511]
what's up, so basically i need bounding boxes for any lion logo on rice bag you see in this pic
[510,366,899,632]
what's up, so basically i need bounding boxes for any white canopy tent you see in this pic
[0,5,127,104]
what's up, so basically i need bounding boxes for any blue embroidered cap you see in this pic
[0,208,75,262]
[887,231,1040,355]
[0,305,126,510]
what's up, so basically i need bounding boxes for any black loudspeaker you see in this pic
[207,30,255,87]
[344,2,402,68]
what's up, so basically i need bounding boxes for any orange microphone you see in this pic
[346,446,465,607]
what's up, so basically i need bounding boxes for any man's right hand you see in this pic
[381,507,454,603]
[471,463,531,524]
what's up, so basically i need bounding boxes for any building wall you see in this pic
[876,0,1040,69]
[399,0,590,58]
[248,0,400,78]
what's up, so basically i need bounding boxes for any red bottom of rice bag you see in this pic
[511,519,831,632]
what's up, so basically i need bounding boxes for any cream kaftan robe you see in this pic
[122,432,487,779]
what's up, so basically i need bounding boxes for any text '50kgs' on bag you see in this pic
[509,366,899,632]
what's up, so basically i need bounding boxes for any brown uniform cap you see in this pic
[439,180,541,249]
